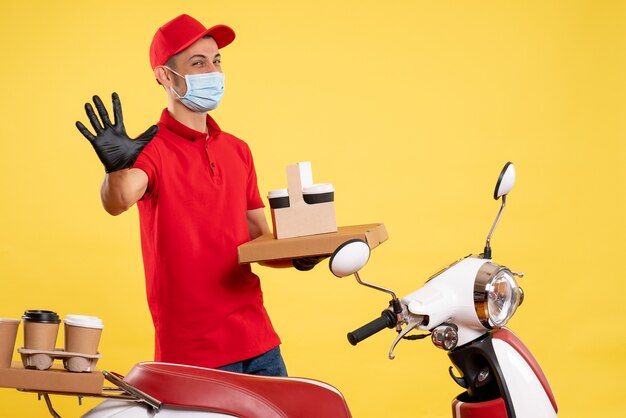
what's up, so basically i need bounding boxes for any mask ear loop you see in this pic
[163,66,187,99]
[163,66,185,79]
[170,86,184,99]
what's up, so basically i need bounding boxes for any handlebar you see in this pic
[347,309,397,346]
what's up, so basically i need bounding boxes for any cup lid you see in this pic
[0,318,20,324]
[268,188,289,199]
[64,314,104,329]
[22,310,60,324]
[302,183,334,194]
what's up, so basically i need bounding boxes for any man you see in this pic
[76,14,322,376]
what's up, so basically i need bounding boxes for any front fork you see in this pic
[447,328,557,418]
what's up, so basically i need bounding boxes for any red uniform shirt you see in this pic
[133,109,280,368]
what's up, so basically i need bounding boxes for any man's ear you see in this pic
[154,66,173,87]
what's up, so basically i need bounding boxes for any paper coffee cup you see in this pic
[64,315,104,355]
[268,188,290,209]
[22,310,60,351]
[302,183,335,204]
[0,319,20,368]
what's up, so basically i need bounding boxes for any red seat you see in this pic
[124,362,352,418]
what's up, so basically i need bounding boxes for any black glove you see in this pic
[76,92,158,173]
[292,256,329,271]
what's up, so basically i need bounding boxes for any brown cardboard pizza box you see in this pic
[238,223,387,264]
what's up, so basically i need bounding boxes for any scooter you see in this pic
[40,162,556,417]
[327,162,558,418]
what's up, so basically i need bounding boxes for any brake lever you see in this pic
[388,314,424,360]
[103,370,163,411]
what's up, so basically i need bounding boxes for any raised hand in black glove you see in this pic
[292,256,329,271]
[76,92,158,173]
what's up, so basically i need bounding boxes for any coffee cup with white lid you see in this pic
[268,188,290,209]
[302,183,335,204]
[64,314,104,355]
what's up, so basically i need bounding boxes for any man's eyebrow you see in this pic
[187,53,221,61]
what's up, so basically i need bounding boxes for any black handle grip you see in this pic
[347,310,397,346]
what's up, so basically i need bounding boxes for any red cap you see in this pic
[149,14,235,70]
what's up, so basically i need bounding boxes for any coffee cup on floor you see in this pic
[64,315,104,355]
[22,310,60,351]
[0,319,20,368]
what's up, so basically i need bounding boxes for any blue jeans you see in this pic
[217,346,288,376]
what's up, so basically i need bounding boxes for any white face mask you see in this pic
[165,66,225,113]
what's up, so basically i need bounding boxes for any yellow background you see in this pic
[1,0,625,416]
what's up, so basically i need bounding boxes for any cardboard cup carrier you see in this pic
[0,318,20,368]
[268,162,337,239]
[17,311,104,372]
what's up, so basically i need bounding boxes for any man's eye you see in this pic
[192,61,204,66]
[213,59,222,65]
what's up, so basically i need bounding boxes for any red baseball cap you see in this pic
[149,14,236,70]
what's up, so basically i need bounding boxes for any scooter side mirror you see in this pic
[494,162,516,200]
[329,240,371,278]
[484,161,516,259]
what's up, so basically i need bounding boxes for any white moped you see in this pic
[40,162,556,418]
[328,162,557,418]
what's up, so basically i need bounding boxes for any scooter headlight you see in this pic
[474,263,521,328]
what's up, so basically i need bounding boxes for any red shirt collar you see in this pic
[158,109,222,141]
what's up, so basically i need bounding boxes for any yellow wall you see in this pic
[1,1,624,416]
